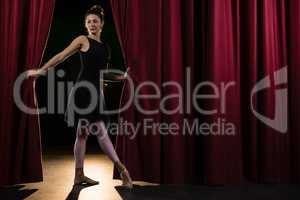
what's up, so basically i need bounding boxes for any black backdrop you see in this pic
[37,0,124,149]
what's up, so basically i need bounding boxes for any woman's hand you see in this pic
[115,68,130,80]
[104,71,128,81]
[114,75,126,81]
[26,68,46,78]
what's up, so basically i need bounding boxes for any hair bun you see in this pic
[89,5,104,16]
[85,5,105,21]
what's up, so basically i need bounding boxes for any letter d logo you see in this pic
[251,67,288,133]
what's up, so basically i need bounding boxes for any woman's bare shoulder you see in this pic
[73,35,88,43]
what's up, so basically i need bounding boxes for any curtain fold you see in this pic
[110,0,299,184]
[0,0,55,185]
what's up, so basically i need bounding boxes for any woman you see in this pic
[27,5,133,188]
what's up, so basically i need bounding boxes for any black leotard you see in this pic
[64,36,110,127]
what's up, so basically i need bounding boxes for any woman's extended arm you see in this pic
[26,35,85,77]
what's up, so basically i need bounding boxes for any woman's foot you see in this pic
[74,175,99,185]
[74,168,99,186]
[115,161,133,188]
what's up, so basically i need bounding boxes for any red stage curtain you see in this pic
[111,0,196,184]
[111,0,300,184]
[0,0,55,185]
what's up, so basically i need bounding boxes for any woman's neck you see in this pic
[88,33,101,42]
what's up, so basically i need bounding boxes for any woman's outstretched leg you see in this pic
[73,122,98,185]
[95,121,133,188]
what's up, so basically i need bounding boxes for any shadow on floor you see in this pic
[115,184,300,200]
[65,183,99,200]
[0,185,38,200]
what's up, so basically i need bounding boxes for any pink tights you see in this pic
[74,121,120,169]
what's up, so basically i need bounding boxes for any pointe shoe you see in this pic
[74,175,99,186]
[116,162,133,189]
[120,168,133,188]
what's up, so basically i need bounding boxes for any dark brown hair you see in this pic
[85,5,104,22]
